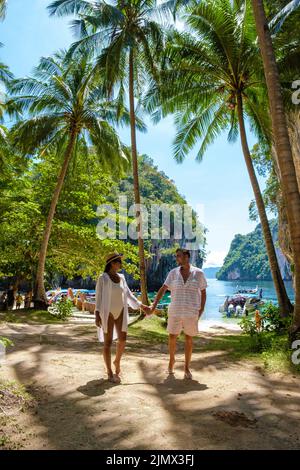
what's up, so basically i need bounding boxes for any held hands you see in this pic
[141,304,152,316]
[95,311,101,327]
[141,304,157,316]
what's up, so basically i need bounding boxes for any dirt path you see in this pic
[1,322,300,450]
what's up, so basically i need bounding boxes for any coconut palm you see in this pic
[0,0,7,20]
[146,0,293,315]
[0,49,14,163]
[251,0,300,335]
[269,0,300,33]
[48,0,175,304]
[9,51,136,308]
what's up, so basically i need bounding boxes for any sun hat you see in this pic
[105,252,124,266]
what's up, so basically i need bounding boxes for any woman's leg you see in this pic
[103,314,115,380]
[113,310,127,376]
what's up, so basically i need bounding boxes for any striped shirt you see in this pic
[164,266,208,317]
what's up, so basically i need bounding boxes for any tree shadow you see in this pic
[3,322,300,450]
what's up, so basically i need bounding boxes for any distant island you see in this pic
[217,221,292,282]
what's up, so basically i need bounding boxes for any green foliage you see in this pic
[0,336,13,348]
[239,302,293,353]
[0,309,66,324]
[239,317,273,352]
[145,0,270,162]
[260,301,293,331]
[0,146,140,286]
[48,0,168,101]
[48,298,73,320]
[0,0,7,20]
[216,220,290,281]
[9,51,129,177]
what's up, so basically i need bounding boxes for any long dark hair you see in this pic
[104,258,122,273]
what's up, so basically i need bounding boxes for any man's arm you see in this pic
[198,289,207,318]
[151,284,169,312]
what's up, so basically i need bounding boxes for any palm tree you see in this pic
[48,0,171,304]
[0,0,7,20]
[251,0,300,335]
[146,0,293,315]
[10,51,133,308]
[269,0,300,32]
[0,49,14,163]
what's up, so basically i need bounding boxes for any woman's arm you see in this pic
[95,275,103,326]
[121,275,152,313]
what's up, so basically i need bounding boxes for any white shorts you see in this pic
[167,315,199,337]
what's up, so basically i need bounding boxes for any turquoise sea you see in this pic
[148,279,295,321]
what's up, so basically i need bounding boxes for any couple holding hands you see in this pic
[95,249,207,383]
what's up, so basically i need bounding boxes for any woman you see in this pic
[95,252,150,383]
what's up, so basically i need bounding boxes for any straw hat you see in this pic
[105,252,124,266]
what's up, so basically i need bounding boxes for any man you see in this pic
[150,248,207,380]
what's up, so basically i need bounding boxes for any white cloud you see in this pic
[203,251,227,268]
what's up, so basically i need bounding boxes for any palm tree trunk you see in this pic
[34,130,77,309]
[237,91,293,316]
[129,48,148,305]
[251,0,300,336]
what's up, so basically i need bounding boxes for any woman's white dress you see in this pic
[95,272,142,342]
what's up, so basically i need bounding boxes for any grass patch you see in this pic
[129,315,170,344]
[0,380,35,450]
[0,379,34,405]
[129,317,300,375]
[0,308,65,324]
[197,331,300,375]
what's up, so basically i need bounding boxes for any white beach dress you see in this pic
[95,272,142,342]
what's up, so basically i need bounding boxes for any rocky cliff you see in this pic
[217,220,292,281]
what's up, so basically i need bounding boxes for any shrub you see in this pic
[239,316,272,352]
[48,298,73,320]
[260,302,293,332]
[0,337,14,348]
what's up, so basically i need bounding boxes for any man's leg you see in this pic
[168,334,178,373]
[184,334,193,377]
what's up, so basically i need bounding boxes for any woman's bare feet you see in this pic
[184,369,193,380]
[113,359,121,376]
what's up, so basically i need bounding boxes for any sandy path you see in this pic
[1,322,300,450]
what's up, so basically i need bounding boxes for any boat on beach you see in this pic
[219,293,264,317]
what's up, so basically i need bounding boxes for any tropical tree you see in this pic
[269,0,300,32]
[0,0,7,20]
[251,0,300,336]
[9,51,133,308]
[48,0,172,304]
[146,0,293,315]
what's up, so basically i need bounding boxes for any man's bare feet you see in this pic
[113,374,121,384]
[107,369,114,382]
[168,359,175,375]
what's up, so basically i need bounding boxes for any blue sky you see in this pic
[1,0,267,267]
